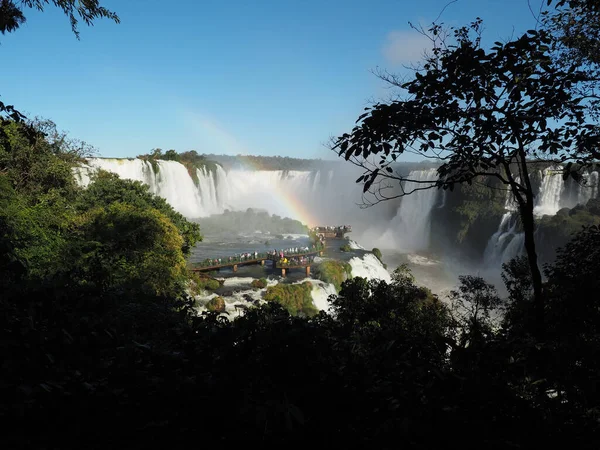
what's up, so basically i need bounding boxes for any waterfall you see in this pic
[533,166,564,216]
[483,165,595,266]
[76,158,373,227]
[377,168,439,251]
[483,213,523,266]
[578,171,599,206]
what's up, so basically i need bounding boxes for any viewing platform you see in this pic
[190,248,324,274]
[312,225,352,239]
[189,224,351,276]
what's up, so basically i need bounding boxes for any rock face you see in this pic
[206,296,226,312]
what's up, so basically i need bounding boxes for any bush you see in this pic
[190,272,221,294]
[251,277,268,289]
[264,282,317,316]
[315,260,352,292]
[340,244,352,252]
[372,247,383,262]
[206,296,226,312]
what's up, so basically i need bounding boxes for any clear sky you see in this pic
[1,0,543,159]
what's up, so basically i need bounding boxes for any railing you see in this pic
[190,245,324,271]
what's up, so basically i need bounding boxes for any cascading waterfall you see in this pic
[483,213,524,266]
[77,158,597,265]
[533,166,564,216]
[484,183,520,266]
[376,168,439,251]
[76,158,372,227]
[578,171,599,206]
[484,166,599,266]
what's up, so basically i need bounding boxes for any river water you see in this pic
[189,230,463,316]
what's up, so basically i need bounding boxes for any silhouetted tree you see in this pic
[335,20,600,332]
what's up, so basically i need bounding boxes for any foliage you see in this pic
[335,19,600,328]
[371,247,382,262]
[264,281,317,317]
[314,259,352,292]
[0,0,119,40]
[450,275,503,347]
[198,208,308,237]
[339,243,352,252]
[206,296,226,312]
[189,272,221,294]
[536,198,600,263]
[138,149,220,184]
[77,170,202,255]
[66,202,188,297]
[203,153,341,171]
[4,1,600,448]
[251,277,268,289]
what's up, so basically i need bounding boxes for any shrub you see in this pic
[315,260,352,292]
[189,272,221,294]
[251,278,268,289]
[264,282,317,316]
[206,296,226,312]
[372,247,383,262]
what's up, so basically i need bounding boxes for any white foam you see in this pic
[348,240,365,250]
[222,277,255,286]
[349,253,391,283]
[407,254,440,266]
[307,279,337,312]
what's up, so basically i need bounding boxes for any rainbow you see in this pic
[184,110,322,227]
[229,155,322,228]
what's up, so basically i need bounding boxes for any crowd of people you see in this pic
[277,255,316,267]
[197,251,268,267]
[312,225,352,233]
[195,243,324,268]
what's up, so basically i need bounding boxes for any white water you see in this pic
[77,158,380,232]
[376,169,439,251]
[76,158,597,272]
[533,166,564,216]
[348,253,392,283]
[484,166,599,266]
[578,171,599,206]
[193,251,392,317]
[348,240,365,250]
[308,280,338,312]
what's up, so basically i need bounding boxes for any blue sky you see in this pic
[1,0,542,159]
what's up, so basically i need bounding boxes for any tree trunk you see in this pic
[514,147,544,335]
[520,200,544,335]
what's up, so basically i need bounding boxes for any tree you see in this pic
[67,202,188,297]
[335,20,600,331]
[78,170,202,255]
[0,0,119,39]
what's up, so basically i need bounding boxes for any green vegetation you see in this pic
[198,208,308,237]
[5,2,600,449]
[138,149,220,185]
[336,13,600,327]
[370,248,388,269]
[189,273,221,294]
[314,259,352,292]
[251,277,268,289]
[206,296,226,312]
[371,247,382,261]
[202,153,340,171]
[537,198,600,263]
[430,175,508,259]
[264,281,317,317]
[339,243,352,252]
